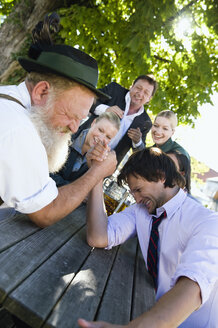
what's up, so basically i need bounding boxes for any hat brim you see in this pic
[18,57,111,102]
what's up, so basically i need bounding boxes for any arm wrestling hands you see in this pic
[28,141,117,227]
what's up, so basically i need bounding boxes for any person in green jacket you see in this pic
[151,110,190,160]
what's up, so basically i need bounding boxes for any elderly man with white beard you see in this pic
[0,13,117,227]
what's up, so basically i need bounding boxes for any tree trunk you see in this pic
[0,0,75,82]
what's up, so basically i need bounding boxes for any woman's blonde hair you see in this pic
[155,110,178,129]
[96,112,120,131]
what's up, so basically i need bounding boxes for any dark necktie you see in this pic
[147,211,167,289]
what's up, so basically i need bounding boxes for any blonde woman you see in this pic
[151,110,190,159]
[51,112,120,186]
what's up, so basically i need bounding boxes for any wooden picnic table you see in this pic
[0,204,155,328]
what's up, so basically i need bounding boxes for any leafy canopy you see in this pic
[1,0,217,124]
[59,0,217,124]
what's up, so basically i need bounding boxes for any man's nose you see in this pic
[137,89,143,97]
[133,193,141,204]
[68,120,80,133]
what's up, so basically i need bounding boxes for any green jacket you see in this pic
[154,138,190,160]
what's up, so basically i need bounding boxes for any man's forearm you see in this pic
[28,151,117,227]
[28,167,105,227]
[128,276,201,328]
[86,181,108,248]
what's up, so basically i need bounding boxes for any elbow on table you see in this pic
[27,213,54,228]
[86,235,108,248]
[27,202,60,228]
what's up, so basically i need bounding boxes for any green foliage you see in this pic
[58,0,217,124]
[0,0,19,17]
[191,156,210,185]
[1,0,217,124]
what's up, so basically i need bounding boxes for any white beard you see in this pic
[29,104,72,173]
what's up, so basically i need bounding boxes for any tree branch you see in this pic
[153,55,171,63]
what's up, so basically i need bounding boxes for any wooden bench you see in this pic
[0,204,155,328]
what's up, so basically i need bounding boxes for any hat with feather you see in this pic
[18,13,110,101]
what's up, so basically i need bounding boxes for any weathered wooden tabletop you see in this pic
[0,204,155,328]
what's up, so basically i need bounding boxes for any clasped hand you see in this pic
[86,141,117,178]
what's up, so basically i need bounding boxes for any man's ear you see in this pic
[146,95,152,104]
[30,81,50,106]
[171,128,175,136]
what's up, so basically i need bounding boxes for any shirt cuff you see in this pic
[132,139,142,148]
[94,104,109,115]
[15,178,58,214]
[171,269,213,306]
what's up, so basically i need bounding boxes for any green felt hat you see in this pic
[18,45,110,101]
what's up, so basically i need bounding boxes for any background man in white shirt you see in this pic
[78,147,218,328]
[0,13,116,227]
[81,75,157,165]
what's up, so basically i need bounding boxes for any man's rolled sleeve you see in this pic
[171,217,218,306]
[0,124,58,215]
[106,205,137,249]
[15,178,58,214]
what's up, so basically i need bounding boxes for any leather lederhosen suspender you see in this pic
[0,93,26,205]
[0,93,25,108]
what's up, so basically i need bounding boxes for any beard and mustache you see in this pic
[29,95,72,173]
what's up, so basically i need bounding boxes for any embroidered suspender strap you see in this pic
[0,93,25,108]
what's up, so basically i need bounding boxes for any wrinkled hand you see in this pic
[127,127,142,144]
[86,142,117,178]
[86,142,110,165]
[88,150,117,178]
[106,106,123,119]
[78,318,125,328]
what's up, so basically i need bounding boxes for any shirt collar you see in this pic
[17,81,32,110]
[72,129,89,155]
[124,91,144,118]
[156,188,187,219]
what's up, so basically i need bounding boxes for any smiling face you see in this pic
[85,118,118,148]
[48,85,95,134]
[127,174,167,214]
[151,116,175,146]
[129,79,154,110]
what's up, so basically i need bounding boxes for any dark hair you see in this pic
[167,151,191,193]
[117,147,185,189]
[133,74,158,96]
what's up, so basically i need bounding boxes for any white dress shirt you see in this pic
[0,82,58,217]
[107,189,218,327]
[94,92,144,149]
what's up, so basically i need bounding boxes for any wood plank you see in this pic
[96,237,137,325]
[131,245,155,320]
[4,227,91,328]
[0,205,86,303]
[45,246,119,328]
[0,213,40,252]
